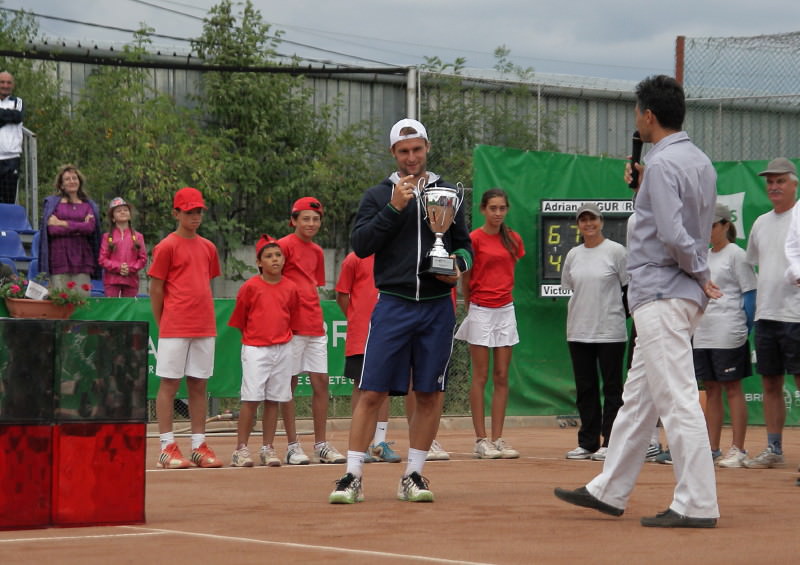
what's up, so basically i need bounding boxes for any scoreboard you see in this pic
[539,199,633,297]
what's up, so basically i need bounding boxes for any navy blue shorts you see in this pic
[360,294,456,395]
[693,342,752,383]
[755,320,800,376]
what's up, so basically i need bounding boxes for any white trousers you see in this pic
[587,298,719,519]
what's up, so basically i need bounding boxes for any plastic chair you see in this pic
[0,230,28,260]
[0,256,18,276]
[91,279,105,297]
[31,231,40,258]
[0,203,37,235]
[26,257,40,282]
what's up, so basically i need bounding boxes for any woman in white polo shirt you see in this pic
[561,203,629,461]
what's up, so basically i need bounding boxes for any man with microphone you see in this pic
[555,75,722,528]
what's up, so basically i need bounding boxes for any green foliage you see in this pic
[2,3,560,288]
[0,9,72,188]
[64,29,231,249]
[192,0,383,257]
[420,46,562,188]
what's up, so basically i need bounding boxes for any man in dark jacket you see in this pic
[329,118,472,505]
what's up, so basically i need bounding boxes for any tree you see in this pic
[65,30,231,250]
[419,47,562,188]
[192,0,385,271]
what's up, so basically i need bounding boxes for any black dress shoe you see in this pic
[553,486,624,517]
[640,508,717,528]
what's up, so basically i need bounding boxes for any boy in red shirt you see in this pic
[278,197,345,465]
[228,235,300,467]
[336,252,400,463]
[148,187,223,469]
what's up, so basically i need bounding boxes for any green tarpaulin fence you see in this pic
[472,145,800,425]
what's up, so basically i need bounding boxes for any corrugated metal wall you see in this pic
[44,60,800,162]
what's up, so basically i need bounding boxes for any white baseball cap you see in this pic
[389,118,429,147]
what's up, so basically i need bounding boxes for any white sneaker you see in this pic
[590,446,608,461]
[494,438,520,459]
[717,445,746,468]
[231,446,254,467]
[314,442,346,464]
[566,446,593,460]
[743,446,784,469]
[397,472,434,502]
[329,473,364,504]
[285,442,310,465]
[259,445,281,467]
[426,439,450,461]
[474,438,502,459]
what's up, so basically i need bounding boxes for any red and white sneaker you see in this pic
[157,442,191,469]
[190,442,223,468]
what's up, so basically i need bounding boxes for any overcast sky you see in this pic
[3,0,798,81]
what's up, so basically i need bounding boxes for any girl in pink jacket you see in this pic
[98,197,147,297]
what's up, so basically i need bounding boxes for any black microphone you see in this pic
[629,130,643,189]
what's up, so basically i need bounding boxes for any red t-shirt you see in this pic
[278,233,325,336]
[148,233,221,337]
[228,276,300,346]
[335,253,377,356]
[468,228,525,308]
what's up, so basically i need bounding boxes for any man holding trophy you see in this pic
[329,118,473,504]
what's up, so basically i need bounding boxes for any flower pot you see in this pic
[4,298,75,319]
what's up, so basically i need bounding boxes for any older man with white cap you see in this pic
[744,157,800,481]
[328,118,473,505]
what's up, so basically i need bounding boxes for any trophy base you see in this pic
[419,255,456,277]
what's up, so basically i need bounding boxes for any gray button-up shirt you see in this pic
[626,131,717,313]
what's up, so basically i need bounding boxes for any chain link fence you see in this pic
[679,33,800,161]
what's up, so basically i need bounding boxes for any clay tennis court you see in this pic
[2,419,798,564]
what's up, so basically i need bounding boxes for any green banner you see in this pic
[472,145,800,425]
[6,297,351,400]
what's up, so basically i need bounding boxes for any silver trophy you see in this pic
[418,184,463,276]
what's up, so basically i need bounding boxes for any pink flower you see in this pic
[59,292,69,300]
[81,283,91,291]
[67,281,76,289]
[10,284,20,293]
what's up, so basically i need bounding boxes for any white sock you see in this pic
[159,432,175,450]
[373,422,388,445]
[404,448,427,477]
[346,450,366,478]
[191,433,205,450]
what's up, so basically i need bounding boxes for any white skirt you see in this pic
[455,303,519,347]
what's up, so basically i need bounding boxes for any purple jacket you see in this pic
[39,194,102,279]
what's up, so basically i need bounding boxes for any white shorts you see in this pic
[155,337,215,379]
[240,343,293,402]
[455,303,519,348]
[291,334,328,375]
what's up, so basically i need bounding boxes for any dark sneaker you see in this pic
[329,473,364,504]
[645,442,662,462]
[640,508,717,528]
[397,471,434,502]
[553,486,624,517]
[654,450,672,464]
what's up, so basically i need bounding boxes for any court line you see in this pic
[122,525,496,564]
[0,532,166,544]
